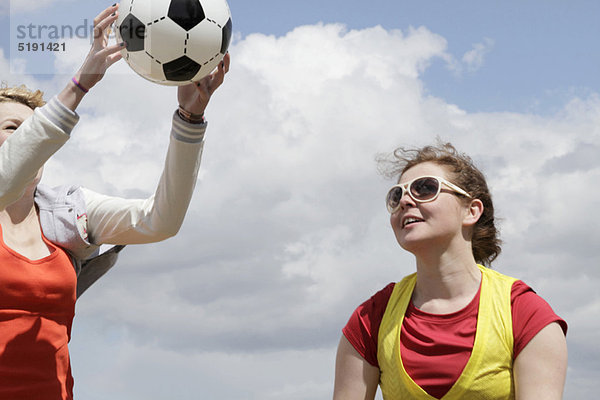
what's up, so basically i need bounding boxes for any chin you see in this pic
[395,228,443,255]
[396,233,425,253]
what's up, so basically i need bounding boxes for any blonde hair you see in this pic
[0,82,46,110]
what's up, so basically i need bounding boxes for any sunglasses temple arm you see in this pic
[443,180,471,198]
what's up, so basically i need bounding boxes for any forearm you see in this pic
[84,112,206,245]
[0,97,78,209]
[57,79,87,112]
[54,3,122,113]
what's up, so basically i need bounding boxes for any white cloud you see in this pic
[445,37,495,75]
[462,37,494,71]
[1,22,598,399]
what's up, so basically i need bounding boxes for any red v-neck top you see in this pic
[0,224,77,400]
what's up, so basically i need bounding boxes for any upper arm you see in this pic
[333,335,380,400]
[82,188,176,245]
[514,322,567,400]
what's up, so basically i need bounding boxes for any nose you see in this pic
[397,188,416,211]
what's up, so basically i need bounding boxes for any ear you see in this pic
[463,199,484,227]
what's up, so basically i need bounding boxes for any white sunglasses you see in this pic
[386,175,471,214]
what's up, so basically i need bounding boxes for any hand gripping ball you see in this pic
[115,0,232,86]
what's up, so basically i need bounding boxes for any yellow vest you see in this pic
[378,265,517,400]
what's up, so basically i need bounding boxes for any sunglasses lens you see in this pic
[410,177,440,201]
[386,186,404,212]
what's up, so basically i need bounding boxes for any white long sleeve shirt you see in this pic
[0,96,207,246]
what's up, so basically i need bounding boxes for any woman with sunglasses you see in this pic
[333,142,567,399]
[0,4,229,399]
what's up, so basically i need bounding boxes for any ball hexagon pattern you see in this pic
[115,0,232,86]
[221,18,232,54]
[163,55,201,81]
[167,0,206,31]
[118,13,145,52]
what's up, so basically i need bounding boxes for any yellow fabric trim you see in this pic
[377,265,518,400]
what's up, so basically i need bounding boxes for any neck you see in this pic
[411,245,481,312]
[0,192,52,261]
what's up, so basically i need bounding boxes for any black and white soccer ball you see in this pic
[115,0,232,86]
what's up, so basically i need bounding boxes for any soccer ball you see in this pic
[115,0,232,86]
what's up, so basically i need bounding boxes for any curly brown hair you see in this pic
[0,83,46,110]
[378,141,501,266]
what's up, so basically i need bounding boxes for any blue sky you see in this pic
[2,1,599,399]
[230,0,600,114]
[3,0,600,113]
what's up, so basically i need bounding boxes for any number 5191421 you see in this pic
[17,42,66,52]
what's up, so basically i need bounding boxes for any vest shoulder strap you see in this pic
[377,266,518,400]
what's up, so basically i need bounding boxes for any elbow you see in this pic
[136,198,186,242]
[148,219,183,242]
[160,224,182,241]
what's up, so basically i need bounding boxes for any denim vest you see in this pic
[35,184,124,298]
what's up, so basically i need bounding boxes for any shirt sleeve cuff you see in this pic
[37,96,80,135]
[171,110,207,143]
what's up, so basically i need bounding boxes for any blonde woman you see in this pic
[0,4,229,398]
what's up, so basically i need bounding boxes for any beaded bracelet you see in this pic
[71,77,89,94]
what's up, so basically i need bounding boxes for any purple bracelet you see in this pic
[71,77,89,93]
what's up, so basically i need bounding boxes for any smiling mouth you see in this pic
[403,217,423,228]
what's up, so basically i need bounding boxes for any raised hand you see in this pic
[75,4,124,91]
[178,53,230,117]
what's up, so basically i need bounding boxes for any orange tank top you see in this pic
[0,223,77,400]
